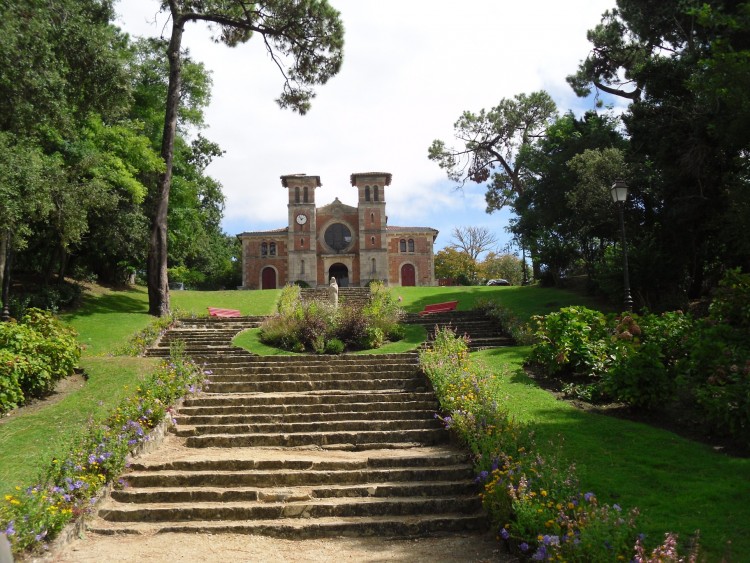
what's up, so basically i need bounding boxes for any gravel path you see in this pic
[48,531,514,562]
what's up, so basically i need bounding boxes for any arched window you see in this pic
[365,186,371,202]
[374,186,380,201]
[261,242,268,256]
[371,258,376,273]
[408,239,415,252]
[294,187,300,203]
[371,236,375,245]
[370,212,375,224]
[300,238,304,247]
[269,242,276,256]
[301,259,305,275]
[399,239,406,252]
[303,186,309,203]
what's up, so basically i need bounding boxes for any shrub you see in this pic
[324,338,345,354]
[260,282,406,354]
[528,306,612,378]
[0,309,81,412]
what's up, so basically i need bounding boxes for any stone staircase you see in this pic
[300,286,372,309]
[144,316,265,358]
[404,310,514,350]
[89,332,487,538]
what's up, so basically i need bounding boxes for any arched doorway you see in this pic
[261,267,277,289]
[401,263,416,286]
[328,263,349,287]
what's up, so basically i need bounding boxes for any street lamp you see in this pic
[611,180,634,311]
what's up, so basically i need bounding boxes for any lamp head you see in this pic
[611,180,629,203]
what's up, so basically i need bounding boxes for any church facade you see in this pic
[238,172,438,289]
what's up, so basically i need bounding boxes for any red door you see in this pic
[401,263,415,286]
[261,267,277,289]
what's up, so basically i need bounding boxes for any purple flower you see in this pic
[35,529,47,541]
[475,470,489,483]
[532,545,547,560]
[613,503,622,512]
[500,528,510,540]
[584,492,595,502]
[519,542,529,553]
[5,521,15,536]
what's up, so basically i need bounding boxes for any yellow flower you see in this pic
[4,495,12,502]
[541,490,548,497]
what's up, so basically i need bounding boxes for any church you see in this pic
[238,172,438,289]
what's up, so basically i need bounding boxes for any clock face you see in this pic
[296,213,307,225]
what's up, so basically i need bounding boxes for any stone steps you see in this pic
[86,513,486,538]
[92,319,488,539]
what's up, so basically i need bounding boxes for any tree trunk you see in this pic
[0,230,7,301]
[147,11,184,317]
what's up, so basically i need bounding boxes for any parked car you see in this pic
[486,279,510,286]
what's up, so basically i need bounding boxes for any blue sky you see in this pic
[117,0,619,257]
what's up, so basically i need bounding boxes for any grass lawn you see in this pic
[394,285,611,319]
[475,346,750,560]
[0,356,156,493]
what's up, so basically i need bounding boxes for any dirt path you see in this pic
[49,531,513,562]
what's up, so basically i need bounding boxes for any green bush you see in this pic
[0,309,81,412]
[527,279,750,447]
[324,338,345,354]
[260,282,406,354]
[528,306,612,378]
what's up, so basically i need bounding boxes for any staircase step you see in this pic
[111,480,477,504]
[87,513,487,538]
[184,428,447,448]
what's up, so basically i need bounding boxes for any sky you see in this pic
[116,0,618,256]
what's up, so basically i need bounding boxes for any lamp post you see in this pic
[611,180,633,312]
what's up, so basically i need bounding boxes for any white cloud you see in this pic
[116,0,615,249]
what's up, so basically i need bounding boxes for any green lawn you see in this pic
[0,357,156,492]
[5,282,748,559]
[475,346,750,560]
[394,285,610,319]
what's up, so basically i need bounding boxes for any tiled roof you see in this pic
[237,227,288,237]
[350,172,392,186]
[386,225,438,233]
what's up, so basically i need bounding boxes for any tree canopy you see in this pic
[147,0,345,316]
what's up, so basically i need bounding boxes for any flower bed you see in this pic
[419,326,695,561]
[0,343,206,555]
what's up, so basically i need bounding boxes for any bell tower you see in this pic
[351,172,391,285]
[282,174,320,287]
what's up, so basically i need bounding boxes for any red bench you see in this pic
[208,307,242,318]
[418,301,458,316]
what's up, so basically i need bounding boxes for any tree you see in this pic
[448,226,497,262]
[147,0,345,316]
[434,248,479,285]
[508,111,627,286]
[568,0,750,303]
[480,252,524,285]
[428,91,557,278]
[428,91,557,212]
[0,0,132,297]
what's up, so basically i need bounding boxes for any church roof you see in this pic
[387,225,438,233]
[350,172,392,186]
[237,227,288,237]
